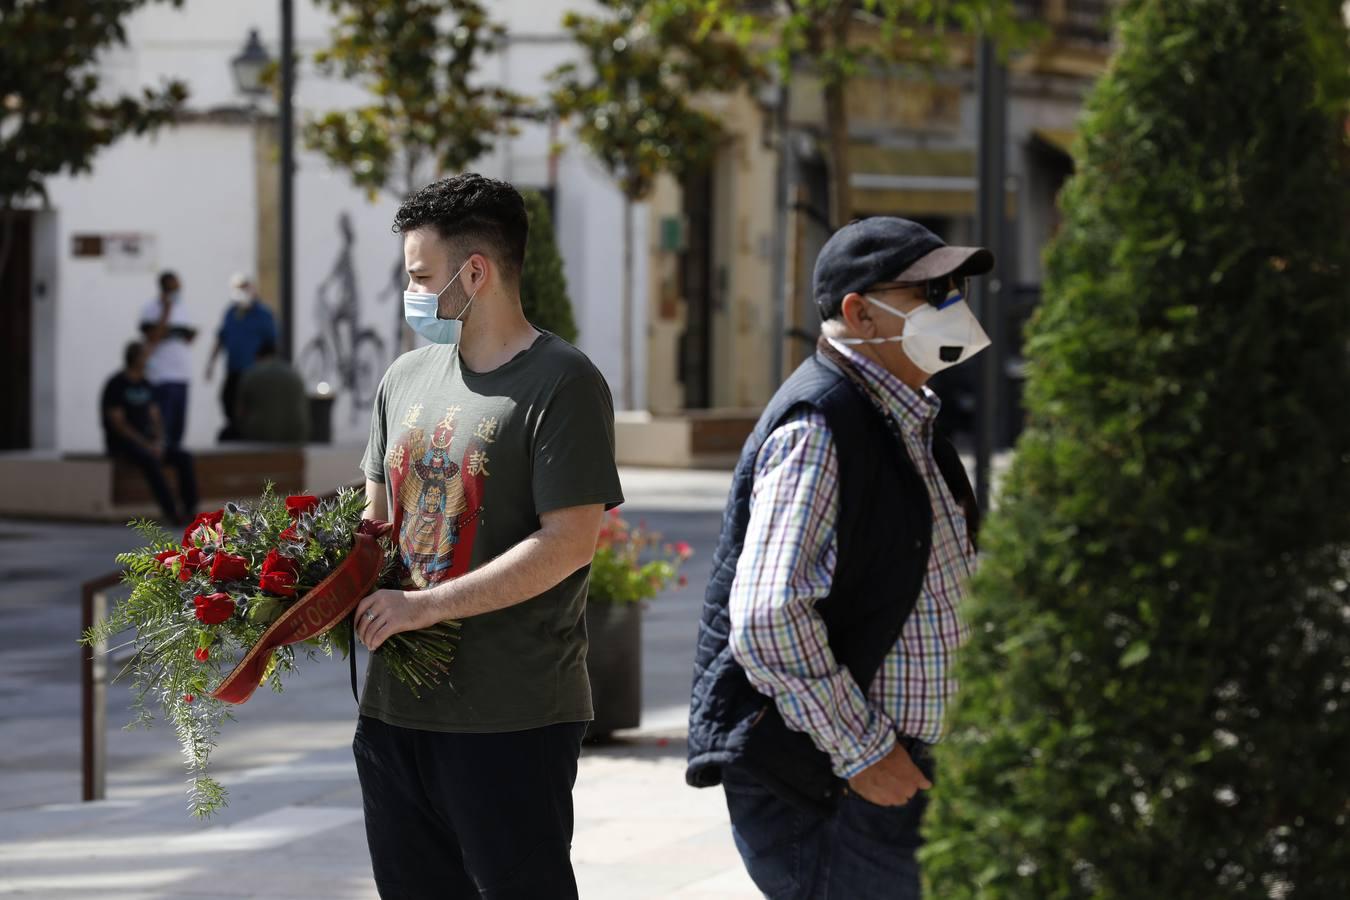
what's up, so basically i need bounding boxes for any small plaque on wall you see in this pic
[71,234,104,257]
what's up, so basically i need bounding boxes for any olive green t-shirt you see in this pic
[358,332,624,732]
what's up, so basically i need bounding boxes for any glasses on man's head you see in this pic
[870,275,968,308]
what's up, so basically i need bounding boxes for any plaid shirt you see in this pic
[728,340,976,778]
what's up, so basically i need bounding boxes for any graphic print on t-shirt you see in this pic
[384,402,496,589]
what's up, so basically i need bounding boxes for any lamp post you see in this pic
[231,5,295,362]
[974,37,1007,512]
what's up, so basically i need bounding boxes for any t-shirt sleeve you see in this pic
[100,377,120,416]
[531,370,625,515]
[360,370,391,483]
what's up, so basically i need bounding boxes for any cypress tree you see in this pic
[922,2,1350,897]
[520,190,579,343]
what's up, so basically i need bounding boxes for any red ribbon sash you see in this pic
[210,532,385,705]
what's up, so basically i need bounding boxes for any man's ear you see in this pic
[464,253,491,291]
[839,292,874,336]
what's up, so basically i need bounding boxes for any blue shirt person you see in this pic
[206,273,278,439]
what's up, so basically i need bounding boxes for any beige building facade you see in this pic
[638,3,1113,447]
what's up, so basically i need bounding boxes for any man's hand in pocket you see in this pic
[848,744,931,807]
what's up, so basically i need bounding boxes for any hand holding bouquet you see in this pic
[84,486,459,817]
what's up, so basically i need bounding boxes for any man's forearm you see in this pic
[418,529,586,621]
[115,421,156,451]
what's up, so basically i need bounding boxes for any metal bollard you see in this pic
[81,571,122,803]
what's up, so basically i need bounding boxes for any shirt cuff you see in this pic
[833,716,899,780]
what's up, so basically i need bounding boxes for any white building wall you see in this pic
[35,0,644,453]
[44,124,256,452]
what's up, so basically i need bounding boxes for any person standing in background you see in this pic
[207,273,278,441]
[236,339,309,443]
[139,270,196,449]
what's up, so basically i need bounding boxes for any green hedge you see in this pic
[922,1,1350,897]
[520,189,579,343]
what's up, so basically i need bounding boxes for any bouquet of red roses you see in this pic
[84,486,459,817]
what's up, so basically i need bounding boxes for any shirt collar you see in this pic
[825,337,941,434]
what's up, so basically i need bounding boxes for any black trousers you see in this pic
[111,441,198,521]
[218,369,243,441]
[352,715,587,900]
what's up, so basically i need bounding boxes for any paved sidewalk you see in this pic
[0,731,756,899]
[0,456,1010,897]
[0,467,756,898]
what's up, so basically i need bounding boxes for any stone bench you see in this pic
[0,445,363,521]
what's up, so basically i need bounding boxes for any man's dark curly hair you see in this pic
[392,173,529,283]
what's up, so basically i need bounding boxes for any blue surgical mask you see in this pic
[403,258,480,345]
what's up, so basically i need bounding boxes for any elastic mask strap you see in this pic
[834,295,913,344]
[430,257,473,300]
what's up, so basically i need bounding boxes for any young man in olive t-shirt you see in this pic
[352,174,623,899]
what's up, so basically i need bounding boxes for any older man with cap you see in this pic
[207,273,278,440]
[686,217,994,898]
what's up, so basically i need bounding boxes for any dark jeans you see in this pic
[218,369,243,441]
[111,441,198,522]
[152,382,189,449]
[352,715,587,900]
[723,742,935,900]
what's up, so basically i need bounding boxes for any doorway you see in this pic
[678,167,714,409]
[0,211,33,450]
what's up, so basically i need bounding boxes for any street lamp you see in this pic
[230,29,270,98]
[229,7,295,363]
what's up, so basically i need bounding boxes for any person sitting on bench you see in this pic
[101,341,199,525]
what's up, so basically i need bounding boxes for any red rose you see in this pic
[210,551,249,583]
[675,541,694,560]
[182,510,225,547]
[279,523,300,543]
[194,646,210,663]
[183,694,195,704]
[193,592,236,625]
[285,495,320,517]
[154,549,179,568]
[262,549,299,578]
[678,575,689,588]
[260,550,300,597]
[259,570,297,597]
[177,547,208,582]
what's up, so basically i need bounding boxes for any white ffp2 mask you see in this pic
[837,293,991,374]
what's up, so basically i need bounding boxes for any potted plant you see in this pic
[584,508,691,739]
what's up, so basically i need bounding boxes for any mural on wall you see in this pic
[299,212,388,421]
[387,254,415,358]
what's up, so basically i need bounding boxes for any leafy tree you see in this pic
[519,191,578,344]
[305,0,528,356]
[0,0,188,278]
[550,0,761,408]
[922,1,1350,897]
[713,0,1031,226]
[305,0,527,199]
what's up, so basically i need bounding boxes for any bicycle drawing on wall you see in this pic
[299,212,387,420]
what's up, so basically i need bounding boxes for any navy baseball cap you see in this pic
[813,217,994,320]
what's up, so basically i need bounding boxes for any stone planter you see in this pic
[584,598,642,740]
